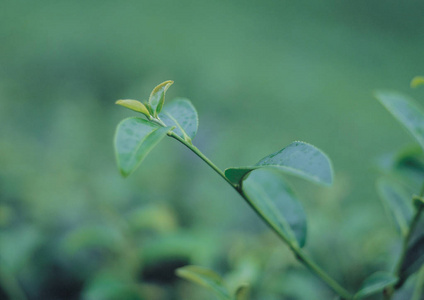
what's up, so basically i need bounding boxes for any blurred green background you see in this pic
[1,1,424,299]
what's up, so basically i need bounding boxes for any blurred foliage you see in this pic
[1,0,424,299]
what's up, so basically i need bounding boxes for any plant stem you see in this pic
[393,183,424,286]
[295,250,352,299]
[168,132,352,299]
[384,182,424,300]
[394,206,423,278]
[168,132,236,188]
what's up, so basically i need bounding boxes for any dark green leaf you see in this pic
[413,196,424,210]
[377,178,413,236]
[114,117,171,177]
[159,98,198,142]
[354,272,398,299]
[149,80,173,115]
[225,141,333,186]
[400,235,424,284]
[176,265,231,300]
[375,91,424,151]
[241,169,307,247]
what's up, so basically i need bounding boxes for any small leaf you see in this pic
[241,169,307,247]
[411,76,424,88]
[114,117,171,177]
[354,272,398,299]
[149,80,174,115]
[375,91,424,151]
[115,99,150,118]
[176,265,231,300]
[159,98,198,142]
[377,178,413,236]
[235,284,249,300]
[225,141,333,186]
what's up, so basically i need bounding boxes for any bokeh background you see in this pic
[1,1,424,299]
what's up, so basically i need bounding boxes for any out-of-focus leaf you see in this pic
[375,91,424,151]
[411,76,424,88]
[399,235,424,285]
[62,225,123,255]
[149,80,173,115]
[413,196,424,210]
[127,204,177,233]
[159,98,198,142]
[176,265,231,300]
[225,141,333,186]
[376,146,424,192]
[82,271,142,300]
[241,169,307,247]
[115,99,151,119]
[354,272,398,299]
[0,227,42,273]
[235,284,249,300]
[114,117,171,177]
[377,178,413,236]
[411,265,424,300]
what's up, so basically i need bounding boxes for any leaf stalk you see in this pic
[167,131,353,299]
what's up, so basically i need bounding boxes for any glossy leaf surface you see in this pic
[354,272,398,299]
[176,265,231,300]
[377,178,413,236]
[159,98,198,141]
[375,91,424,151]
[114,117,171,177]
[242,169,307,247]
[225,141,333,186]
[149,80,173,115]
[115,99,150,118]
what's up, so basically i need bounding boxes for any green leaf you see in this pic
[375,91,424,151]
[114,117,171,177]
[149,80,173,115]
[225,141,333,186]
[82,271,141,300]
[411,76,424,88]
[377,178,413,236]
[241,169,307,247]
[115,99,150,118]
[159,98,198,142]
[354,272,398,299]
[176,265,231,300]
[235,284,249,300]
[399,235,424,285]
[413,195,424,210]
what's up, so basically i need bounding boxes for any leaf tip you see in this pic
[115,99,151,117]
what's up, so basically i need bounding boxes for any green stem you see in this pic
[393,183,424,284]
[168,132,352,299]
[394,206,423,278]
[385,182,424,299]
[168,132,236,188]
